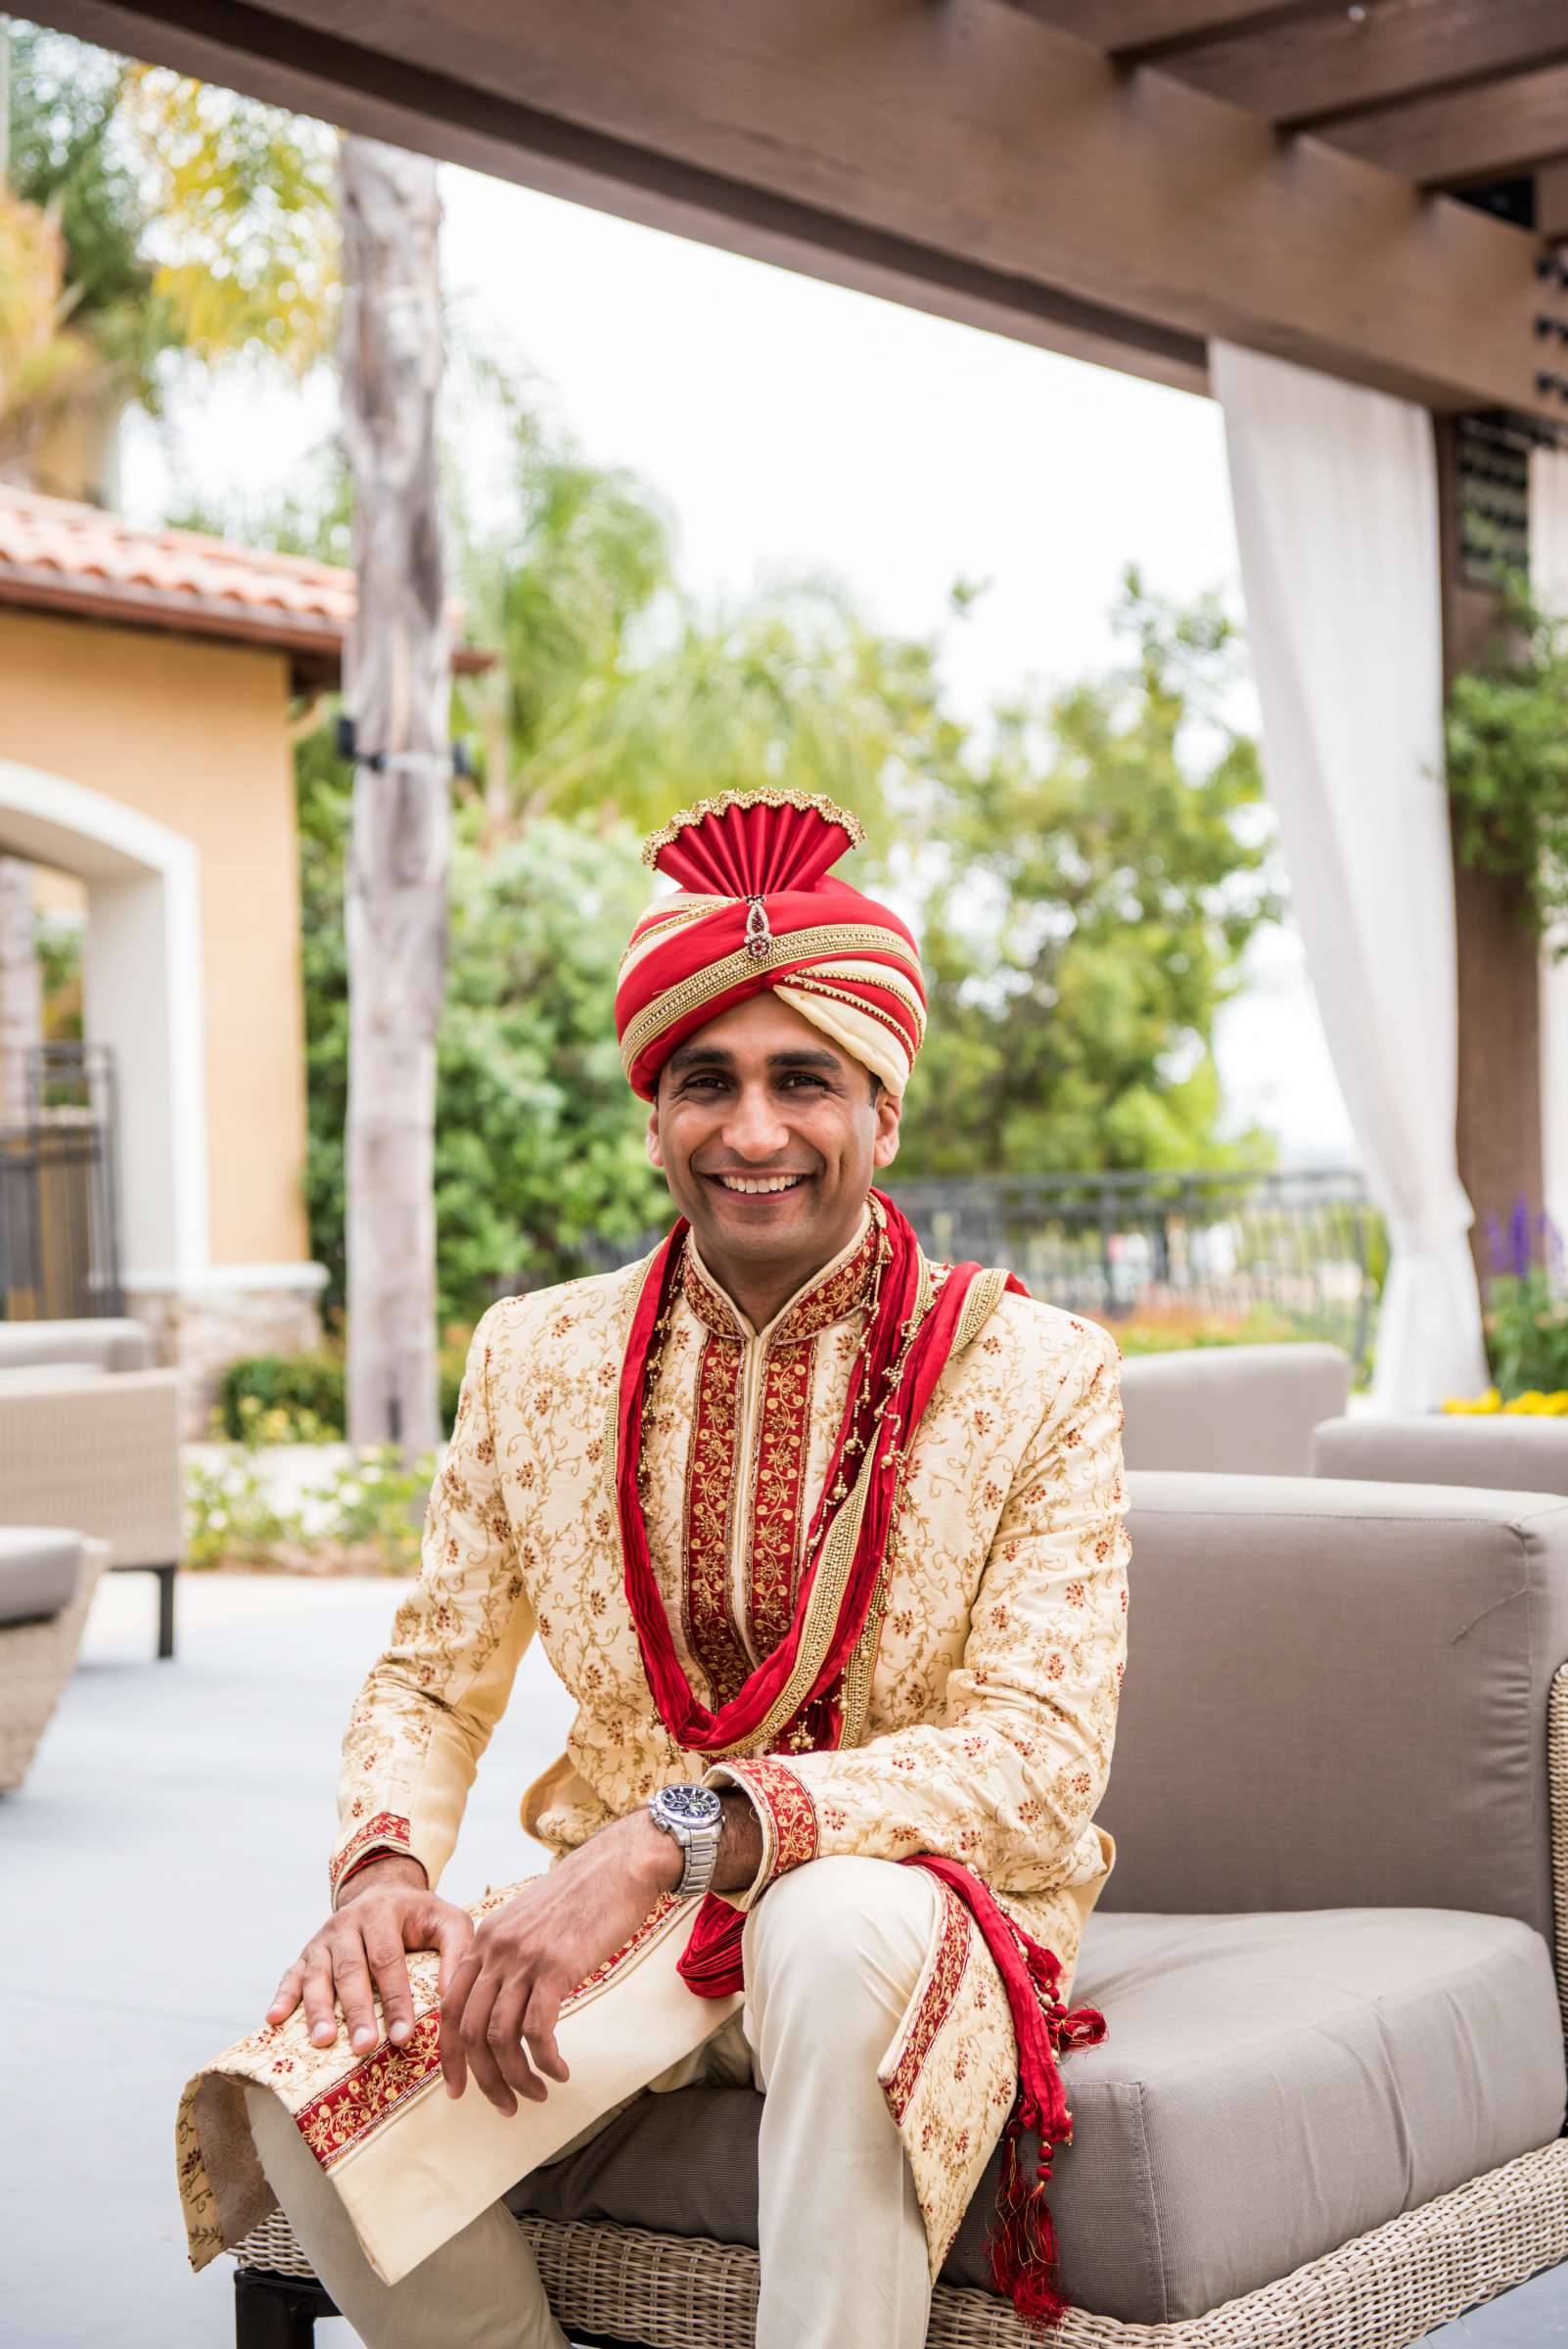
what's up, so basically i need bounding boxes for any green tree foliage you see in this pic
[451,383,961,858]
[5,22,337,422]
[193,394,1280,1325]
[1445,573,1568,951]
[896,576,1280,1176]
[299,733,662,1325]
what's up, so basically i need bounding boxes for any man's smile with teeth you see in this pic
[712,1173,808,1194]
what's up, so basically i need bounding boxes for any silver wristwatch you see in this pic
[648,1782,724,1899]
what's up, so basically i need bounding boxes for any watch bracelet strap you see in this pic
[676,1821,721,1900]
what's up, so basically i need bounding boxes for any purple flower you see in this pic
[1485,1194,1563,1279]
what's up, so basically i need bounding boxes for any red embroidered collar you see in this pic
[680,1210,882,1345]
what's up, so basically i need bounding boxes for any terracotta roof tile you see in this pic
[0,485,489,682]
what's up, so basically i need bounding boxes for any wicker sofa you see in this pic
[233,1471,1568,2347]
[0,1527,109,1791]
[0,1362,184,1658]
[1119,1343,1352,1474]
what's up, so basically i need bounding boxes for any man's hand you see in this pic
[441,1809,684,2115]
[266,1855,476,2057]
[443,1794,762,2113]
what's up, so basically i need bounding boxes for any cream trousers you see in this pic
[246,1854,941,2349]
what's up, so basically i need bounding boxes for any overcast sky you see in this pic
[122,163,1357,1166]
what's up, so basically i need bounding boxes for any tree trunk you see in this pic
[0,858,41,1128]
[339,136,449,1457]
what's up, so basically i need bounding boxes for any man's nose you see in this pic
[721,1084,790,1159]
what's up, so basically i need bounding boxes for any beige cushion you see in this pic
[0,1527,82,1627]
[1120,1345,1351,1474]
[1106,1473,1568,1940]
[510,1906,1565,2326]
[0,1317,151,1374]
[1313,1410,1568,1497]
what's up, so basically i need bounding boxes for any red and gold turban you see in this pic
[616,789,926,1100]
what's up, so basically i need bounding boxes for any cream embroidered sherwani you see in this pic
[178,1212,1130,2294]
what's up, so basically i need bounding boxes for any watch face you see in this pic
[655,1783,723,1831]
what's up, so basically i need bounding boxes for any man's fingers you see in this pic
[439,1948,481,2100]
[331,1936,381,2055]
[300,1950,340,2050]
[486,1979,547,2105]
[460,1968,518,2116]
[266,1962,304,2025]
[364,1933,416,2050]
[521,1979,569,2086]
[429,1905,477,2001]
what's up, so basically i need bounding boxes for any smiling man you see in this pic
[178,789,1130,2349]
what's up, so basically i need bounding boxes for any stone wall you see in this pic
[127,1271,325,1439]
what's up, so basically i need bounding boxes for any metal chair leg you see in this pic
[233,2266,337,2347]
[156,1562,176,1660]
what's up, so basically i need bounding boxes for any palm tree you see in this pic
[338,133,449,1456]
[2,23,337,500]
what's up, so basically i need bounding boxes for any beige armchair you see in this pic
[233,1472,1568,2346]
[0,1367,184,1657]
[0,1530,109,1791]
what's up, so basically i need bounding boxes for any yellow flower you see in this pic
[1501,1388,1568,1415]
[1442,1389,1501,1414]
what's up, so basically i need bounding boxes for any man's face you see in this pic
[647,993,901,1279]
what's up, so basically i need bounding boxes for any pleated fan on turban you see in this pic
[616,789,926,1100]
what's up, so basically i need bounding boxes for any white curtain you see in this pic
[1212,341,1488,1410]
[1533,446,1568,1267]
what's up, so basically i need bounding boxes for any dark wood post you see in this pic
[1435,415,1544,1288]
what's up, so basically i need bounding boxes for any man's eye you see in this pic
[782,1074,828,1091]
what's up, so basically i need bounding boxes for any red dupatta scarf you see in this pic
[615,1190,986,1758]
[615,1191,1105,2326]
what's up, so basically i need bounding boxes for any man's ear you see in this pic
[871,1087,902,1170]
[646,1106,665,1171]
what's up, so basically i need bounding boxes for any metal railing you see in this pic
[569,1168,1381,1376]
[885,1169,1379,1372]
[0,1043,122,1320]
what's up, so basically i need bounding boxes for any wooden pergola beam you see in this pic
[1005,1,1341,62]
[31,0,1565,422]
[1326,59,1568,188]
[1162,0,1568,138]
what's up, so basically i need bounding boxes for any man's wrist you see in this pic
[628,1792,759,1898]
[336,1851,428,1906]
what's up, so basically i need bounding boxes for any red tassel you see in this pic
[986,2122,1071,2329]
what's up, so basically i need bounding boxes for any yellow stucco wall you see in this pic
[0,608,310,1267]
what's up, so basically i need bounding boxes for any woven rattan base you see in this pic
[234,2133,1568,2346]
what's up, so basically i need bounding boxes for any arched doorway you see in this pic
[0,757,209,1288]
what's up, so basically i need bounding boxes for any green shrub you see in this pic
[184,1453,304,1568]
[216,1350,345,1443]
[217,1336,472,1444]
[184,1445,437,1573]
[299,1447,437,1574]
[1485,1268,1568,1400]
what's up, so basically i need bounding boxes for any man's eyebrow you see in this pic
[667,1042,737,1076]
[664,1043,847,1078]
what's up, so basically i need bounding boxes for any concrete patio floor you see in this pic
[5,1568,1567,2348]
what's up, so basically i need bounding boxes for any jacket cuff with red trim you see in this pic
[703,1757,819,1909]
[329,1812,415,1907]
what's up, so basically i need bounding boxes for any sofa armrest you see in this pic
[1120,1343,1352,1474]
[0,1370,182,1567]
[1103,1471,1568,1983]
[1313,1410,1568,1497]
